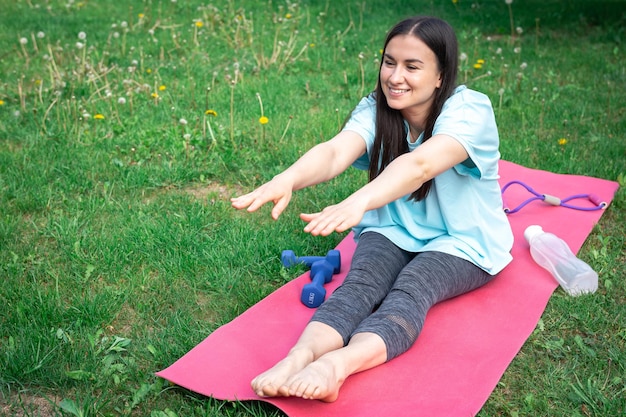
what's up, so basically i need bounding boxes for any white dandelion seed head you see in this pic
[516,26,524,35]
[37,31,45,38]
[82,112,91,119]
[76,42,84,49]
[120,21,128,28]
[118,97,127,104]
[113,32,120,38]
[179,118,188,125]
[19,37,28,45]
[459,52,468,61]
[505,0,513,4]
[520,62,528,70]
[514,47,521,54]
[78,31,86,40]
[183,133,191,140]
[13,110,21,117]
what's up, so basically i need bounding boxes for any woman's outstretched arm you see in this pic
[301,134,469,236]
[231,130,366,220]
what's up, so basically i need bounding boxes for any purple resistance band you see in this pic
[501,180,607,214]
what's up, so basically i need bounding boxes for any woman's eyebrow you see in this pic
[383,53,424,64]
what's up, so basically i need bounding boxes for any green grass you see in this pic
[1,0,624,416]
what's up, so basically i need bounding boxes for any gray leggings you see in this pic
[311,232,494,361]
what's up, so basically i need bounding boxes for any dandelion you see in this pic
[513,47,521,54]
[179,118,188,125]
[205,109,217,116]
[285,13,293,19]
[14,110,21,117]
[0,99,5,105]
[516,26,524,35]
[476,59,485,65]
[259,116,269,125]
[138,13,145,18]
[19,37,28,45]
[520,62,528,70]
[151,92,159,98]
[459,52,468,61]
[505,0,513,4]
[159,85,166,91]
[118,97,126,104]
[473,63,483,69]
[309,43,315,48]
[76,42,84,49]
[146,68,152,74]
[78,31,87,40]
[82,112,91,119]
[37,31,45,38]
[94,113,105,120]
[558,138,568,146]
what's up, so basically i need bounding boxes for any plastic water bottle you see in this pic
[524,225,598,296]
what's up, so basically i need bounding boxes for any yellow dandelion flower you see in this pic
[452,0,458,4]
[285,13,292,19]
[473,63,483,69]
[159,85,166,91]
[205,109,218,116]
[195,21,203,28]
[0,99,5,106]
[151,92,159,98]
[138,13,145,18]
[309,43,315,48]
[477,59,485,64]
[94,113,105,120]
[259,116,269,125]
[146,68,152,74]
[558,138,568,145]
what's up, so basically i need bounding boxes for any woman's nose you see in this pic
[389,67,404,83]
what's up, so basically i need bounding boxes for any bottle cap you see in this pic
[524,225,544,244]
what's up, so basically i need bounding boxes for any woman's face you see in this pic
[379,34,442,125]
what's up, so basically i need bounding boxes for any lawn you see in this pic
[1,0,624,416]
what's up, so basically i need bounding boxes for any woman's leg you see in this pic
[252,232,412,398]
[353,251,494,361]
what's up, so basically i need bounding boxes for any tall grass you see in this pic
[1,0,624,416]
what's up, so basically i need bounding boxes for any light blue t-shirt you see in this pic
[343,85,513,275]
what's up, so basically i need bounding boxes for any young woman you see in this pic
[231,15,513,402]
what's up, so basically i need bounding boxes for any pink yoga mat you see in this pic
[157,160,619,417]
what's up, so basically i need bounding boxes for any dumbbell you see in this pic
[300,259,336,308]
[280,249,341,274]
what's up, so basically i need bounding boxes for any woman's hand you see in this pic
[231,174,294,220]
[300,194,369,236]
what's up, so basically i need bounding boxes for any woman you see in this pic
[231,15,513,402]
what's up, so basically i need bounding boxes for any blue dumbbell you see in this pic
[300,259,335,308]
[281,249,341,274]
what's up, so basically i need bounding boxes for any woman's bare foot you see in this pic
[284,354,347,402]
[251,348,314,397]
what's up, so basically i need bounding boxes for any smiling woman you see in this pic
[231,15,513,402]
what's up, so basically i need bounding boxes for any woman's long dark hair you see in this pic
[369,16,459,201]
